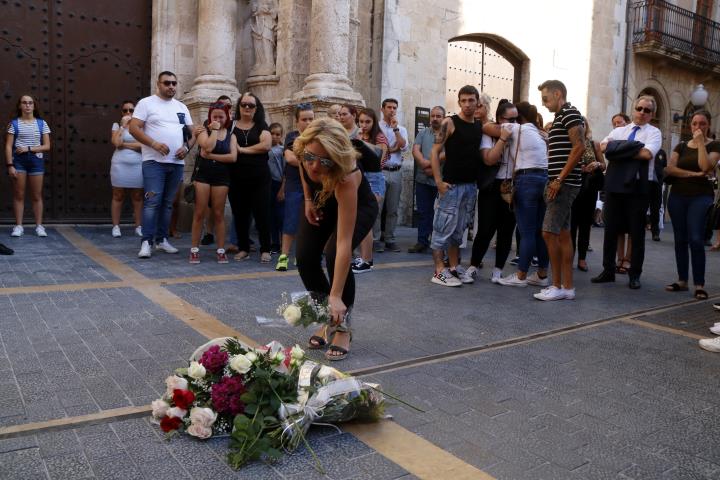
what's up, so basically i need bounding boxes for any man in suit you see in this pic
[591,96,662,289]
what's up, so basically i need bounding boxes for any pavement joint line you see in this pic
[622,318,707,340]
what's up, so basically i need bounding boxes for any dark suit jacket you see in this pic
[604,140,649,194]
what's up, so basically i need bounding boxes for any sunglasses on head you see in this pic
[161,80,177,86]
[122,108,134,113]
[635,106,653,114]
[303,151,333,168]
[240,102,257,109]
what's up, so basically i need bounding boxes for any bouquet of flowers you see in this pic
[277,291,331,328]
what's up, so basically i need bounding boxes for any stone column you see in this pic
[293,0,363,103]
[183,0,240,113]
[347,0,359,87]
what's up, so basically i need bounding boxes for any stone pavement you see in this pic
[0,225,719,479]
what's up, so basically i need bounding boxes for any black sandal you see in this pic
[695,289,709,300]
[308,325,334,350]
[325,331,352,361]
[665,283,689,292]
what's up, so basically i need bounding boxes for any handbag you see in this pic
[499,126,521,205]
[183,153,202,204]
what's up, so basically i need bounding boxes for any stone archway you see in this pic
[445,34,528,119]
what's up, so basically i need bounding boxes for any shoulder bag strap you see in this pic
[11,118,19,150]
[511,125,521,184]
[36,119,44,146]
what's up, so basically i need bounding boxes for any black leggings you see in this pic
[570,186,597,261]
[471,180,516,268]
[296,199,377,310]
[228,171,271,253]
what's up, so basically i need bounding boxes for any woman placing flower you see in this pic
[295,118,379,360]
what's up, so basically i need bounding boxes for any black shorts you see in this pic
[194,157,230,187]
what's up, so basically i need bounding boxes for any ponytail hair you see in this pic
[516,101,540,129]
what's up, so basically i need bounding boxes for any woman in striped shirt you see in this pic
[4,94,51,237]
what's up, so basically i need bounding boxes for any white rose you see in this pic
[229,354,252,374]
[167,407,187,419]
[273,352,285,364]
[283,305,302,325]
[189,407,217,428]
[245,351,258,363]
[187,361,206,380]
[151,399,170,420]
[290,345,304,360]
[317,365,341,381]
[186,423,213,439]
[165,375,188,397]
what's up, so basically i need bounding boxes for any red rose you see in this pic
[173,389,195,410]
[160,415,183,432]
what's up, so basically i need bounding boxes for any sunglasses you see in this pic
[635,106,653,114]
[161,80,177,86]
[503,117,518,123]
[303,151,334,168]
[240,102,257,109]
[122,108,134,113]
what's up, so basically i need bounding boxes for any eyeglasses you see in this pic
[303,151,334,168]
[161,80,177,86]
[635,106,653,114]
[122,108,134,113]
[503,117,518,123]
[240,103,257,110]
[21,101,34,105]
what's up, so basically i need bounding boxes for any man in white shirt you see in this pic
[129,71,196,258]
[591,95,662,289]
[374,98,409,252]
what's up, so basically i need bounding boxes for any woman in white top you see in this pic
[494,101,552,287]
[110,101,143,237]
[4,94,51,237]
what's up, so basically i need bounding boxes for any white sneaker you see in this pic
[533,285,566,301]
[452,265,475,284]
[138,240,152,258]
[490,268,502,284]
[498,273,528,287]
[699,337,720,353]
[35,225,47,237]
[561,287,576,300]
[710,323,720,335]
[134,226,143,237]
[11,225,23,237]
[112,225,121,238]
[527,272,550,287]
[465,265,479,280]
[431,268,462,287]
[155,238,179,254]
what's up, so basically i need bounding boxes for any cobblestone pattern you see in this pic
[0,228,117,287]
[371,321,720,480]
[0,418,411,480]
[0,288,207,426]
[634,300,718,335]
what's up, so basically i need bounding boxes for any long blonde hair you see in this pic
[294,118,359,207]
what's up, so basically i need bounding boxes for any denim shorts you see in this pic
[283,189,304,235]
[13,152,44,176]
[543,184,580,234]
[364,171,386,197]
[430,182,477,250]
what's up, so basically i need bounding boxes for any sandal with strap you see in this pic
[666,282,689,292]
[695,289,709,300]
[616,258,630,274]
[308,324,334,350]
[325,331,352,362]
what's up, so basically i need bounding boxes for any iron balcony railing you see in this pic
[631,0,720,66]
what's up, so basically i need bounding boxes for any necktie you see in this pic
[627,126,640,141]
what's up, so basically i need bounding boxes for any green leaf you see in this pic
[234,415,250,429]
[240,392,257,404]
[245,404,258,415]
[265,447,282,460]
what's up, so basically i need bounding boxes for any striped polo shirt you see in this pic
[548,103,583,188]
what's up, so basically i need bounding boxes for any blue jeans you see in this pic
[668,193,713,285]
[141,161,184,245]
[415,182,437,246]
[514,172,549,272]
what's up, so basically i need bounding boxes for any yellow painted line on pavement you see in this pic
[0,281,128,295]
[622,318,706,340]
[346,420,496,480]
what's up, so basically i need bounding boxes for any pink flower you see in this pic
[199,345,229,374]
[211,376,246,415]
[189,407,217,428]
[151,399,170,421]
[187,423,212,439]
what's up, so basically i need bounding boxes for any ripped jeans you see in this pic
[141,160,184,245]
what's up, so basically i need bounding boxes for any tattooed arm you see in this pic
[431,117,454,195]
[547,124,585,201]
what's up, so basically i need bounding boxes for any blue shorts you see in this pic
[13,153,44,176]
[364,171,386,197]
[283,189,304,235]
[430,183,477,250]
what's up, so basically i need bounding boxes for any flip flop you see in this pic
[665,283,689,292]
[695,289,709,300]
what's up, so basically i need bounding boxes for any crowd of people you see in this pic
[4,73,720,358]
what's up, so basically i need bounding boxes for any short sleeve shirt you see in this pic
[7,119,51,148]
[267,144,285,182]
[133,95,193,165]
[413,127,436,186]
[548,103,583,187]
[283,130,302,192]
[670,141,720,196]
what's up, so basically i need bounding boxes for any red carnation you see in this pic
[173,389,195,410]
[160,415,183,432]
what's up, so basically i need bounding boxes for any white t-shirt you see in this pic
[480,133,513,180]
[132,95,192,165]
[505,123,548,171]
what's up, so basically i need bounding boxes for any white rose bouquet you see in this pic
[274,291,331,328]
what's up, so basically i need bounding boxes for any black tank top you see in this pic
[231,122,270,179]
[443,115,483,184]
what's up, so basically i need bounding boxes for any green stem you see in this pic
[367,385,425,413]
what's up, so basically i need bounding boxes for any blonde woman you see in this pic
[295,118,378,361]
